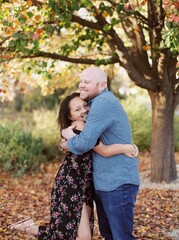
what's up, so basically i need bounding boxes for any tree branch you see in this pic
[41,15,102,31]
[121,19,151,77]
[31,0,43,7]
[0,36,10,46]
[122,9,149,26]
[1,0,43,7]
[90,8,158,92]
[106,0,117,8]
[159,0,166,24]
[71,15,102,31]
[20,51,120,65]
[148,0,158,27]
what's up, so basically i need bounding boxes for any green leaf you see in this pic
[8,40,16,49]
[103,24,111,32]
[43,25,54,36]
[12,32,21,39]
[27,11,34,18]
[2,20,12,26]
[99,2,113,16]
[21,48,31,55]
[117,4,124,13]
[111,18,120,26]
[19,15,26,23]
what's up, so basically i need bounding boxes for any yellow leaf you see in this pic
[35,15,41,21]
[134,26,139,32]
[102,12,109,18]
[14,19,20,26]
[143,45,151,51]
[26,0,32,7]
[2,80,9,87]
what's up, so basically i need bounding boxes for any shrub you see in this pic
[174,114,179,151]
[121,96,179,151]
[31,108,61,161]
[0,121,46,176]
[121,97,152,151]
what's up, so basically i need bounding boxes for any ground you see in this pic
[0,152,179,240]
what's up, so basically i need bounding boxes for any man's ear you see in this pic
[100,82,107,91]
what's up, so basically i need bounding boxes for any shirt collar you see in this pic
[90,88,108,103]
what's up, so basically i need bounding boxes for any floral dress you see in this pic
[38,132,94,240]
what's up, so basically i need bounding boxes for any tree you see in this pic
[0,0,178,182]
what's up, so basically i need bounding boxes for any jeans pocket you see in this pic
[131,185,139,206]
[109,189,128,211]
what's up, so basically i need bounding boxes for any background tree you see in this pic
[0,0,178,182]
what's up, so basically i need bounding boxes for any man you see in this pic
[61,66,140,240]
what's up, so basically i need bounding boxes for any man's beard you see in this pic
[80,91,89,101]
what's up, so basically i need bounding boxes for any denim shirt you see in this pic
[67,89,140,191]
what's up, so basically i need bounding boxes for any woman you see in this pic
[9,93,138,240]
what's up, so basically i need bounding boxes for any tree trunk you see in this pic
[150,92,177,183]
[106,65,114,91]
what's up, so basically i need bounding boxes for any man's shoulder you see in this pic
[95,90,116,99]
[91,91,120,114]
[96,90,117,103]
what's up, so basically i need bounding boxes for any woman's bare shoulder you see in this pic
[71,120,85,131]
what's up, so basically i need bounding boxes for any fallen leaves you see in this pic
[134,189,179,239]
[0,161,178,239]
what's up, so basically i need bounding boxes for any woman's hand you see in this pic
[61,125,76,140]
[59,138,69,152]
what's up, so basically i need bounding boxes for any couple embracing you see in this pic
[9,66,140,240]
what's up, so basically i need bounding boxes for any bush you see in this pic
[121,97,179,151]
[0,121,46,176]
[121,97,152,151]
[31,108,61,161]
[174,114,179,151]
[0,107,62,176]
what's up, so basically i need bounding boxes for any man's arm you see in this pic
[93,142,139,158]
[60,139,139,158]
[66,97,112,155]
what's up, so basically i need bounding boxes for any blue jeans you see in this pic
[95,184,139,240]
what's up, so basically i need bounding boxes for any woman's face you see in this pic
[69,97,89,122]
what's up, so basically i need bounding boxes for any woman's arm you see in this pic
[93,142,138,158]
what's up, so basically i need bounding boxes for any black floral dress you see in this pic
[38,133,94,240]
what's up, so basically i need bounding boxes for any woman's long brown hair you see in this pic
[57,92,80,131]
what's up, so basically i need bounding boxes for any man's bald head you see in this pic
[80,66,107,83]
[79,66,108,101]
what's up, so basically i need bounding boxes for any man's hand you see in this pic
[61,125,76,140]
